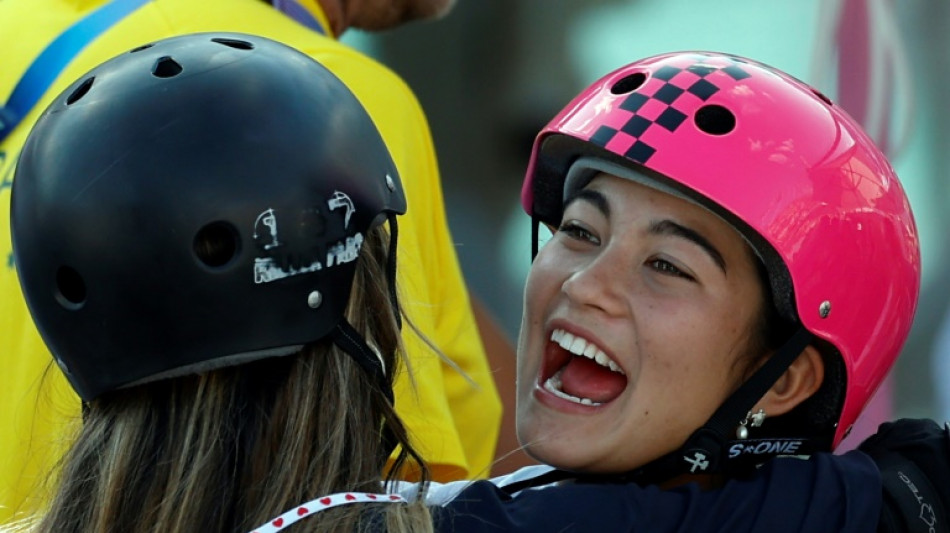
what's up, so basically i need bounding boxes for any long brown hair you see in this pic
[33,225,432,532]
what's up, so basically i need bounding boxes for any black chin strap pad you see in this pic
[330,319,395,407]
[330,319,399,457]
[385,214,402,330]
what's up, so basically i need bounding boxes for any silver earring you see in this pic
[736,408,767,440]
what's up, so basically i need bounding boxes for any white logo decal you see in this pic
[326,234,363,268]
[253,207,324,284]
[898,471,937,533]
[328,191,355,229]
[253,208,281,250]
[254,257,323,284]
[728,439,804,458]
[252,192,363,284]
[684,452,710,473]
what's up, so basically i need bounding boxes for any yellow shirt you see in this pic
[0,0,501,521]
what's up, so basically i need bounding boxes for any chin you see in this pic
[518,417,648,474]
[517,413,598,472]
[523,441,587,472]
[526,444,630,475]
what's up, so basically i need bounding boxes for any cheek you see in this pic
[686,319,754,400]
[638,311,741,402]
[517,267,549,379]
[719,278,768,371]
[520,271,542,335]
[515,311,535,383]
[523,250,564,317]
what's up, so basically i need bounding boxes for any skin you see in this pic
[316,0,457,35]
[515,172,769,475]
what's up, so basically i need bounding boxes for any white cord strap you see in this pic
[247,491,406,533]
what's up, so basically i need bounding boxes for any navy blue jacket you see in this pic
[426,451,880,532]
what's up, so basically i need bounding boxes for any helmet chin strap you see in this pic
[621,326,815,484]
[385,214,402,331]
[329,213,401,403]
[329,320,393,403]
[328,215,401,407]
[329,319,398,456]
[328,214,402,455]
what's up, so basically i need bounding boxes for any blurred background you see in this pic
[344,0,950,441]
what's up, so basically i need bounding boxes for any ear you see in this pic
[755,345,824,417]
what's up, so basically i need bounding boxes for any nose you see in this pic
[561,252,628,317]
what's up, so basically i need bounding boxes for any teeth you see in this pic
[554,330,574,350]
[549,329,625,375]
[544,371,602,406]
[583,343,597,358]
[569,336,586,355]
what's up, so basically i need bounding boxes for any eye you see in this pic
[558,220,601,245]
[648,258,695,281]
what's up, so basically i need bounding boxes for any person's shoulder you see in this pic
[858,418,950,532]
[278,37,431,158]
[424,456,881,533]
[711,452,881,532]
[395,465,558,507]
[0,0,40,19]
[287,37,417,104]
[0,0,78,80]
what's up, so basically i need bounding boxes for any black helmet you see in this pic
[12,33,406,401]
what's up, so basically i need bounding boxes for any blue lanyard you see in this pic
[272,0,326,35]
[0,0,151,144]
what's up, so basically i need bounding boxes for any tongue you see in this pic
[559,356,627,403]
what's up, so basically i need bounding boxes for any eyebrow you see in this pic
[565,188,610,218]
[565,187,727,274]
[649,219,727,273]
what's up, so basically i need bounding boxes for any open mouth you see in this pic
[541,328,628,407]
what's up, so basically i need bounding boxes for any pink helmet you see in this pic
[522,51,920,455]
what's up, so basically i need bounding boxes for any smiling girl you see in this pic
[519,172,791,478]
[512,50,920,488]
[417,51,935,532]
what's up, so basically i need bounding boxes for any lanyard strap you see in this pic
[248,492,406,533]
[271,0,327,35]
[0,0,151,143]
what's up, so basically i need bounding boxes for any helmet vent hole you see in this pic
[211,37,255,51]
[694,104,736,135]
[66,77,94,105]
[129,43,154,53]
[811,88,834,106]
[610,73,647,94]
[194,222,241,268]
[55,266,87,309]
[152,56,183,78]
